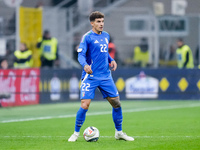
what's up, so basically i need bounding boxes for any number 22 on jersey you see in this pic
[82,83,90,91]
[100,44,107,52]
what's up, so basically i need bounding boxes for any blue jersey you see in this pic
[78,30,114,80]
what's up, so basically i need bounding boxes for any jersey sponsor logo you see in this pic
[94,40,99,43]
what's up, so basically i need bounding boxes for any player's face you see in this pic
[91,18,104,34]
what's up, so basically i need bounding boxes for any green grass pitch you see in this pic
[0,100,200,150]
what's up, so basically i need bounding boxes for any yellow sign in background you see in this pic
[19,7,42,67]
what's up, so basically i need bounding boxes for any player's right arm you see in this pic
[77,33,93,74]
[84,65,93,74]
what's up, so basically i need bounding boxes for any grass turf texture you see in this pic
[0,100,200,150]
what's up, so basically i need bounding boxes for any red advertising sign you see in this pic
[0,69,40,107]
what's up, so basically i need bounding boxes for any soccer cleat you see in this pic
[68,131,80,142]
[115,130,134,141]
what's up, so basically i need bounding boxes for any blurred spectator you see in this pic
[168,45,176,60]
[176,38,194,69]
[74,44,79,62]
[13,42,33,69]
[133,37,149,67]
[195,46,200,69]
[35,1,43,8]
[108,37,116,59]
[195,46,199,65]
[5,40,15,68]
[0,57,8,69]
[36,30,59,68]
[159,44,177,67]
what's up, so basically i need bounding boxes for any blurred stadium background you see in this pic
[0,0,200,107]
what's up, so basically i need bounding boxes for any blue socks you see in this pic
[74,106,122,132]
[112,107,123,131]
[75,107,88,132]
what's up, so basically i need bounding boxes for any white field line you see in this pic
[1,103,200,123]
[1,135,200,138]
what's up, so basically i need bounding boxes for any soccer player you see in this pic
[68,11,134,142]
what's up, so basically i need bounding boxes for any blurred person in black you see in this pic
[36,30,59,68]
[195,46,200,68]
[0,58,10,106]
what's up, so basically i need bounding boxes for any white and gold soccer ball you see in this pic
[83,126,99,142]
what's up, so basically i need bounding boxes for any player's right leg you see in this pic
[68,78,98,142]
[68,99,91,142]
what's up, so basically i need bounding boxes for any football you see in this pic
[83,126,100,142]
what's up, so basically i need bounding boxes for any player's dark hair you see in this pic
[89,11,104,22]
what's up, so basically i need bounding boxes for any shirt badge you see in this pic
[105,38,108,44]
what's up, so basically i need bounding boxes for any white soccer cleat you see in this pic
[68,131,80,142]
[115,130,134,141]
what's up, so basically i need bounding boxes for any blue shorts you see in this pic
[80,75,119,99]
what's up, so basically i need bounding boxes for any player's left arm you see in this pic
[108,53,117,71]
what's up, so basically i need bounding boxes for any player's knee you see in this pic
[81,99,91,109]
[109,97,121,108]
[114,97,121,108]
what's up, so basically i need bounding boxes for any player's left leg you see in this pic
[99,78,134,141]
[107,96,122,131]
[107,97,134,141]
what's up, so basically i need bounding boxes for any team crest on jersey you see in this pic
[82,92,85,97]
[105,38,108,44]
